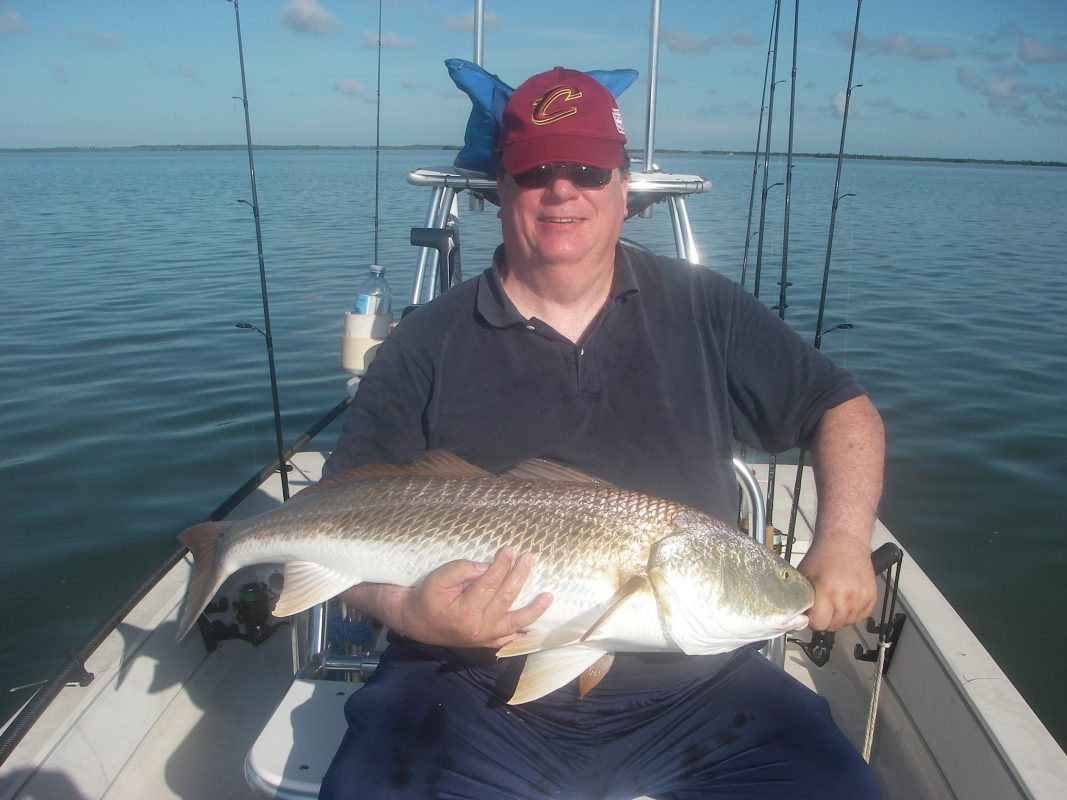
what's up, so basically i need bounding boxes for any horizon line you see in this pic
[1,143,1063,168]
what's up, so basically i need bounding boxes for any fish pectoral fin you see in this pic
[496,615,600,658]
[273,561,358,618]
[579,575,650,642]
[496,630,556,658]
[509,645,611,705]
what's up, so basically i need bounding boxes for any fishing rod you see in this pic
[228,0,290,501]
[776,0,799,324]
[739,0,780,288]
[643,0,662,174]
[784,0,864,562]
[765,0,800,542]
[373,0,383,263]
[736,0,781,483]
[751,0,784,302]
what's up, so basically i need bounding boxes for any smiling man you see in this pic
[321,67,884,799]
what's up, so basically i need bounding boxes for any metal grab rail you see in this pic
[732,457,785,666]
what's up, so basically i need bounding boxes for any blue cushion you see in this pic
[445,59,638,177]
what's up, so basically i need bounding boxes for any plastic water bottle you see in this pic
[342,265,394,381]
[353,264,392,316]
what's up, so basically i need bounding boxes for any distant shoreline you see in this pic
[1,143,1063,169]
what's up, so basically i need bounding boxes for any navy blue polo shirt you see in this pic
[327,244,863,522]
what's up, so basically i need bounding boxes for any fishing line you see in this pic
[739,0,780,288]
[784,0,864,563]
[228,0,289,500]
[766,0,800,538]
[373,0,383,264]
[751,0,784,302]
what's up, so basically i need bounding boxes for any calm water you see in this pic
[1,150,1065,746]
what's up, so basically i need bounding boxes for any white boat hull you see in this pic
[2,452,1064,799]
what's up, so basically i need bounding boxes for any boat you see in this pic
[2,3,1066,798]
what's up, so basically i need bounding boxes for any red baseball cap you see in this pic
[498,66,627,175]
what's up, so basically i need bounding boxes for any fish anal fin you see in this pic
[296,450,491,498]
[509,645,609,705]
[580,574,650,643]
[578,653,615,698]
[503,459,610,485]
[273,561,359,618]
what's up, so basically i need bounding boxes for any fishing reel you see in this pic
[791,543,906,671]
[196,581,284,651]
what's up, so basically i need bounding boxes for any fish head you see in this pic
[647,512,814,654]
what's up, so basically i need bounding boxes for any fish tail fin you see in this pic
[176,521,227,642]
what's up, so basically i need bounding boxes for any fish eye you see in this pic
[781,569,790,581]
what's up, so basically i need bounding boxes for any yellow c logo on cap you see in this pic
[531,87,583,126]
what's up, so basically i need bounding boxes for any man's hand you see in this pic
[797,535,876,631]
[344,547,552,649]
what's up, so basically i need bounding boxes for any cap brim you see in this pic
[501,135,625,175]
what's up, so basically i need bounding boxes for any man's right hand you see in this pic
[342,546,553,649]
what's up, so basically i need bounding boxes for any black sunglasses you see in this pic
[511,162,613,189]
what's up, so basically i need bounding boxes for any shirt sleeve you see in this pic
[718,278,865,454]
[323,331,433,476]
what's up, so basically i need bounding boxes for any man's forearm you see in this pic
[810,394,885,543]
[341,583,410,635]
[798,394,885,630]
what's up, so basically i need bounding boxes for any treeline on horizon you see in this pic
[1,143,1063,169]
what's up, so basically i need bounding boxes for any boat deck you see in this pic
[3,450,1065,800]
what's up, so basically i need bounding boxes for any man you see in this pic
[320,66,884,799]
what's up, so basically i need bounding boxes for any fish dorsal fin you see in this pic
[297,450,492,498]
[503,458,607,484]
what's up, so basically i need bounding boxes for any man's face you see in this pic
[497,163,629,272]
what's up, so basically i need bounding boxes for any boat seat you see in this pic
[245,676,653,800]
[245,678,360,799]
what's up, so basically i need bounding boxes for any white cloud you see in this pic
[867,96,908,115]
[281,0,342,37]
[178,63,200,81]
[662,27,760,55]
[1019,35,1067,64]
[361,30,416,50]
[957,65,983,89]
[841,31,955,61]
[0,8,25,33]
[830,91,847,118]
[442,11,501,32]
[335,79,364,95]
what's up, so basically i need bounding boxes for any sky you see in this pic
[1,0,1065,162]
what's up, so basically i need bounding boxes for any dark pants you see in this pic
[319,643,880,800]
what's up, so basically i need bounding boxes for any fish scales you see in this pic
[289,475,682,600]
[177,452,813,702]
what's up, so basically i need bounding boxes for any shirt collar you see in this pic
[476,244,639,330]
